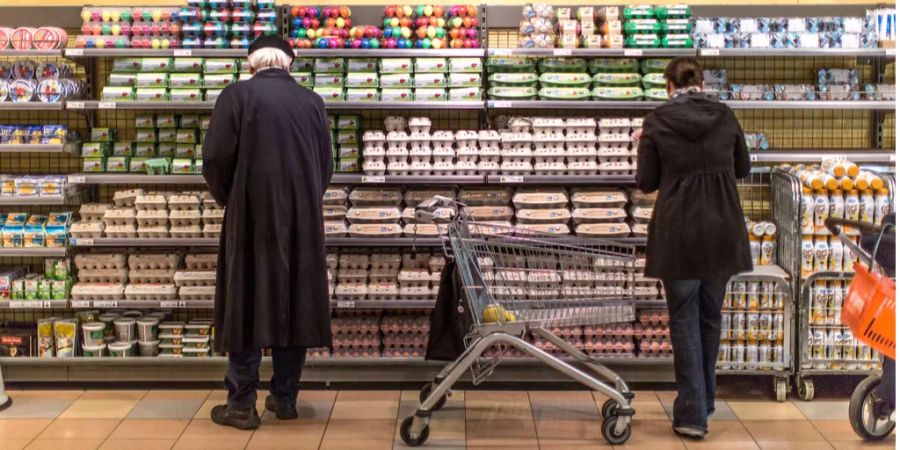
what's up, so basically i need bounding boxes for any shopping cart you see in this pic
[399,196,638,446]
[825,217,895,441]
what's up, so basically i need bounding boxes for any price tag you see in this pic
[71,300,90,308]
[160,301,179,308]
[98,101,117,109]
[94,300,118,308]
[361,176,385,183]
[887,48,896,57]
[491,49,512,56]
[499,175,524,183]
[67,174,85,183]
[750,155,759,162]
[822,154,846,162]
[173,49,192,57]
[74,238,94,246]
[890,154,896,162]
[43,301,54,308]
[700,49,720,56]
[337,301,355,308]
[553,49,572,56]
[9,301,31,308]
[492,101,512,108]
[67,49,83,56]
[67,101,85,109]
[624,49,643,56]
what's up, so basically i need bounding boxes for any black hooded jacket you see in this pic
[636,93,753,280]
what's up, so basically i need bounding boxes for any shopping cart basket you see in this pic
[399,196,638,446]
[825,217,895,441]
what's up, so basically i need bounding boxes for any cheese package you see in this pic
[571,189,628,207]
[348,223,402,238]
[513,189,569,209]
[572,208,628,224]
[516,208,572,223]
[348,188,402,206]
[575,222,631,238]
[345,207,402,224]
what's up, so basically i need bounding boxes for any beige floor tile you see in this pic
[830,439,897,450]
[794,401,852,421]
[25,439,103,450]
[684,442,760,450]
[320,418,397,443]
[626,420,686,444]
[108,419,189,440]
[757,442,835,450]
[468,391,530,402]
[0,440,30,450]
[320,440,393,450]
[246,436,322,449]
[142,390,210,401]
[0,419,52,440]
[466,418,538,447]
[812,420,880,442]
[98,440,176,450]
[173,437,250,449]
[251,418,327,442]
[59,399,138,419]
[619,442,686,450]
[467,446,539,450]
[36,419,120,440]
[703,421,755,443]
[335,391,400,402]
[467,391,533,420]
[594,390,661,404]
[629,401,670,421]
[539,442,610,450]
[330,399,398,420]
[531,391,600,421]
[79,391,146,401]
[178,419,255,440]
[12,391,82,401]
[743,420,828,442]
[534,418,604,442]
[728,401,807,421]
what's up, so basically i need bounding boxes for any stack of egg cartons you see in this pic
[431,130,455,175]
[362,130,386,176]
[312,57,345,102]
[368,253,401,301]
[636,308,671,358]
[71,203,108,239]
[106,189,141,237]
[572,188,631,238]
[565,117,598,175]
[455,130,479,175]
[630,189,655,237]
[200,192,223,238]
[335,253,368,301]
[501,117,533,175]
[135,192,169,238]
[345,58,379,102]
[71,253,127,301]
[584,322,636,357]
[414,58,449,102]
[398,252,431,300]
[380,58,413,102]
[532,117,566,175]
[334,115,362,173]
[514,188,571,235]
[175,253,216,301]
[326,253,337,299]
[381,312,430,358]
[168,192,201,238]
[448,57,483,101]
[405,118,430,176]
[125,253,178,301]
[477,130,501,175]
[323,187,349,237]
[402,188,454,237]
[598,118,634,175]
[331,311,380,357]
[385,116,410,176]
[459,187,514,235]
[347,188,403,238]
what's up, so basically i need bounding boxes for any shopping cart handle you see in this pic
[825,217,889,238]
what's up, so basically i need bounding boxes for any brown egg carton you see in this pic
[336,269,368,284]
[368,269,400,284]
[128,269,176,284]
[339,254,369,270]
[75,253,127,270]
[77,269,128,284]
[202,223,222,238]
[170,225,203,238]
[135,194,168,211]
[104,224,137,238]
[178,285,215,300]
[169,210,201,227]
[370,253,401,271]
[323,221,347,237]
[71,283,125,300]
[79,203,112,222]
[185,253,217,270]
[129,253,179,271]
[113,189,145,207]
[71,221,105,238]
[168,194,201,211]
[367,283,399,300]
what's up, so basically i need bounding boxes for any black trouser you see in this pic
[225,346,307,411]
[663,279,728,432]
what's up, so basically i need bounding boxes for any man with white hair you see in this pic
[203,35,333,430]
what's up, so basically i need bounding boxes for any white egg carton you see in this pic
[500,160,532,175]
[398,269,430,287]
[402,206,453,223]
[566,142,597,154]
[500,132,532,150]
[632,222,648,236]
[567,160,599,175]
[71,221,105,238]
[349,188,402,207]
[346,207,402,224]
[456,146,479,160]
[599,118,632,129]
[402,252,431,269]
[531,117,565,132]
[534,151,566,162]
[201,192,220,209]
[478,130,501,151]
[598,144,632,157]
[363,147,386,159]
[362,131,386,145]
[572,189,628,208]
[75,253,126,270]
[384,116,407,132]
[516,208,572,224]
[339,253,369,270]
[477,161,500,175]
[631,205,654,221]
[516,223,572,235]
[431,131,454,150]
[429,256,444,272]
[178,285,215,300]
[335,283,368,300]
[324,221,348,237]
[337,269,368,283]
[348,223,403,238]
[125,283,177,300]
[409,146,431,158]
[463,205,514,221]
[408,161,432,176]
[137,209,169,227]
[113,189,144,207]
[363,160,387,176]
[105,224,137,238]
[407,187,453,205]
[599,132,631,143]
[432,149,455,165]
[507,117,532,133]
[565,117,596,128]
[130,253,178,270]
[386,147,409,163]
[135,194,168,211]
[432,161,455,175]
[500,146,533,160]
[533,140,565,153]
[170,225,203,238]
[387,161,410,176]
[399,286,432,300]
[386,131,409,148]
[103,208,137,226]
[77,269,128,284]
[403,223,443,237]
[323,205,348,221]
[458,187,511,206]
[598,160,636,173]
[409,131,431,148]
[478,148,500,163]
[371,253,401,270]
[513,189,569,209]
[575,222,632,238]
[408,117,432,134]
[533,161,567,175]
[202,223,222,238]
[456,161,478,175]
[369,269,400,284]
[572,208,628,224]
[368,283,399,300]
[168,194,201,211]
[631,118,644,128]
[185,253,217,270]
[201,208,225,225]
[455,130,478,147]
[79,203,111,223]
[71,283,125,300]
[129,269,177,284]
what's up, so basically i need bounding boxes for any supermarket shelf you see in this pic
[488,48,695,57]
[488,100,662,110]
[636,299,666,308]
[0,49,62,57]
[70,238,218,247]
[324,101,484,110]
[67,174,206,185]
[0,102,64,111]
[699,48,896,58]
[295,49,485,58]
[490,100,897,110]
[724,100,897,110]
[0,300,68,309]
[66,48,248,58]
[485,175,636,186]
[750,150,895,163]
[330,174,485,185]
[0,247,66,257]
[330,299,436,309]
[70,299,213,309]
[70,101,215,110]
[325,237,443,247]
[0,143,75,154]
[0,193,79,206]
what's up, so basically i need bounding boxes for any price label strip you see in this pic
[361,176,385,183]
[499,175,524,183]
[336,301,356,308]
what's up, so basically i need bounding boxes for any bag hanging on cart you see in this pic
[425,261,473,361]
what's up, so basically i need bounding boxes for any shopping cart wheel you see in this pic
[602,415,631,445]
[849,375,896,441]
[798,378,815,401]
[774,378,788,403]
[400,415,430,447]
[601,398,619,420]
[419,383,448,411]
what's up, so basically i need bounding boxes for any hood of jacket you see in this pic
[653,93,730,142]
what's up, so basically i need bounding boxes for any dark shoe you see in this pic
[673,425,708,439]
[211,404,261,430]
[265,394,299,420]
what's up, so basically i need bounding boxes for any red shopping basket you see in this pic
[842,262,896,360]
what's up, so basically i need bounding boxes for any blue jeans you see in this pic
[663,279,727,431]
[225,346,307,411]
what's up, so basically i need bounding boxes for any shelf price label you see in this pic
[499,175,524,183]
[67,49,84,56]
[492,101,512,108]
[336,301,355,308]
[361,176,385,183]
[173,49,192,57]
[71,300,90,308]
[94,300,118,308]
[623,49,643,57]
[98,101,117,109]
[886,48,896,57]
[67,101,85,109]
[822,154,846,162]
[490,49,512,57]
[700,49,720,56]
[160,300,187,308]
[9,301,31,309]
[67,174,86,184]
[749,155,759,162]
[73,238,94,246]
[553,49,572,56]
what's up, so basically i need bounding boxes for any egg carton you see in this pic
[564,117,597,134]
[500,132,532,150]
[136,209,169,227]
[516,223,572,236]
[103,208,137,226]
[634,286,659,298]
[349,188,402,207]
[599,132,631,144]
[572,208,628,224]
[323,205,348,221]
[565,142,597,154]
[365,253,399,271]
[402,253,431,270]
[637,309,669,326]
[505,117,531,133]
[630,205,653,222]
[129,269,177,284]
[79,203,111,223]
[632,223,648,237]
[77,269,128,284]
[129,253,179,270]
[516,208,572,224]
[598,144,633,157]
[531,117,566,136]
[463,205,514,222]
[403,223,444,237]
[584,324,634,338]
[363,147,386,159]
[201,193,220,209]
[75,253,126,270]
[363,160,386,176]
[634,324,670,339]
[168,194,201,211]
[386,161,410,176]
[71,221,105,238]
[571,189,628,208]
[135,194,168,211]
[104,224,137,238]
[113,189,144,207]
[409,146,431,158]
[346,207,402,225]
[335,283,368,300]
[512,189,569,209]
[432,161,455,175]
[203,223,222,238]
[71,283,125,300]
[408,131,430,147]
[456,146,479,160]
[533,162,567,175]
[125,283,177,300]
[398,269,430,287]
[598,161,636,173]
[178,285,215,300]
[455,130,478,147]
[170,225,203,238]
[384,116,407,132]
[337,269,368,283]
[383,333,428,346]
[408,117,432,134]
[575,223,631,238]
[598,117,632,129]
[185,253,217,270]
[323,187,348,205]
[367,283,398,300]
[533,129,565,142]
[386,147,409,161]
[458,187,512,206]
[407,161,431,176]
[333,334,381,347]
[362,131,386,145]
[429,257,444,273]
[386,129,409,142]
[567,161,599,175]
[533,141,565,153]
[137,226,170,238]
[477,161,500,175]
[402,206,453,223]
[499,161,532,175]
[478,130,501,150]
[456,161,479,176]
[370,269,401,284]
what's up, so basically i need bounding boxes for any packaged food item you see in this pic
[53,319,77,357]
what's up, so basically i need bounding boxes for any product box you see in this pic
[134,143,156,157]
[0,330,34,357]
[135,73,169,88]
[449,58,482,73]
[112,58,142,72]
[176,129,197,144]
[156,114,178,128]
[335,130,359,145]
[141,57,173,72]
[106,156,130,173]
[314,57,345,73]
[180,115,201,128]
[345,73,379,88]
[337,158,361,172]
[108,73,137,87]
[135,88,168,102]
[449,87,482,101]
[170,73,202,88]
[292,58,314,72]
[171,158,194,174]
[129,157,148,173]
[135,129,157,143]
[82,157,106,173]
[203,73,235,88]
[338,145,360,158]
[414,88,448,101]
[347,58,378,72]
[413,73,447,88]
[157,143,177,157]
[346,89,379,102]
[170,88,203,102]
[0,267,28,300]
[173,58,204,73]
[381,89,413,101]
[314,87,344,102]
[204,58,239,73]
[335,115,361,130]
[380,73,412,88]
[157,128,178,143]
[90,128,116,142]
[81,142,111,158]
[135,114,155,128]
[176,144,196,158]
[379,58,413,74]
[315,74,345,88]
[415,58,449,73]
[291,72,313,87]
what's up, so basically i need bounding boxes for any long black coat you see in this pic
[203,69,333,353]
[636,93,753,281]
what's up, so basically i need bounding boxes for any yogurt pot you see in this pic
[82,343,107,357]
[81,322,106,346]
[138,340,160,357]
[136,318,160,342]
[158,322,185,336]
[121,310,143,319]
[184,323,212,336]
[108,341,135,357]
[113,318,137,342]
[159,334,184,346]
[182,336,210,349]
[98,313,119,338]
[183,347,210,357]
[158,343,184,356]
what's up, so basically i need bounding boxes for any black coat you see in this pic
[203,69,334,353]
[636,93,753,281]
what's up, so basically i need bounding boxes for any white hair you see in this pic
[248,47,292,72]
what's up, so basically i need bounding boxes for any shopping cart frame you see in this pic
[399,197,638,446]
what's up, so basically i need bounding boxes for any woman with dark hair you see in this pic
[635,57,752,438]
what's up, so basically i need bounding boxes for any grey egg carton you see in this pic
[79,203,112,223]
[168,194,201,211]
[185,253,217,270]
[367,283,399,300]
[369,269,400,284]
[370,253,401,271]
[71,283,125,300]
[168,210,201,227]
[135,194,168,211]
[174,270,216,287]
[136,226,170,238]
[202,223,221,238]
[129,253,179,270]
[336,269,368,283]
[75,253,127,270]
[136,210,169,227]
[125,283,177,300]
[71,221,105,238]
[104,224,138,238]
[398,269,430,287]
[77,269,128,284]
[399,286,432,299]
[129,269,176,284]
[178,285,215,300]
[103,208,137,226]
[339,254,369,270]
[170,225,203,238]
[113,189,145,207]
[402,253,431,269]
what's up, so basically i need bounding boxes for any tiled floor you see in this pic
[0,388,892,449]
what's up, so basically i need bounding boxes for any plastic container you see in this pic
[138,340,159,357]
[82,344,107,357]
[158,321,184,335]
[113,317,136,341]
[82,322,106,346]
[108,341,135,357]
[184,323,212,336]
[136,317,159,342]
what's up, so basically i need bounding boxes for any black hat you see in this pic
[249,35,295,63]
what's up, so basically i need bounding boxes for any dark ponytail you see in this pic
[663,57,703,89]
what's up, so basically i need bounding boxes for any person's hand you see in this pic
[631,128,643,142]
